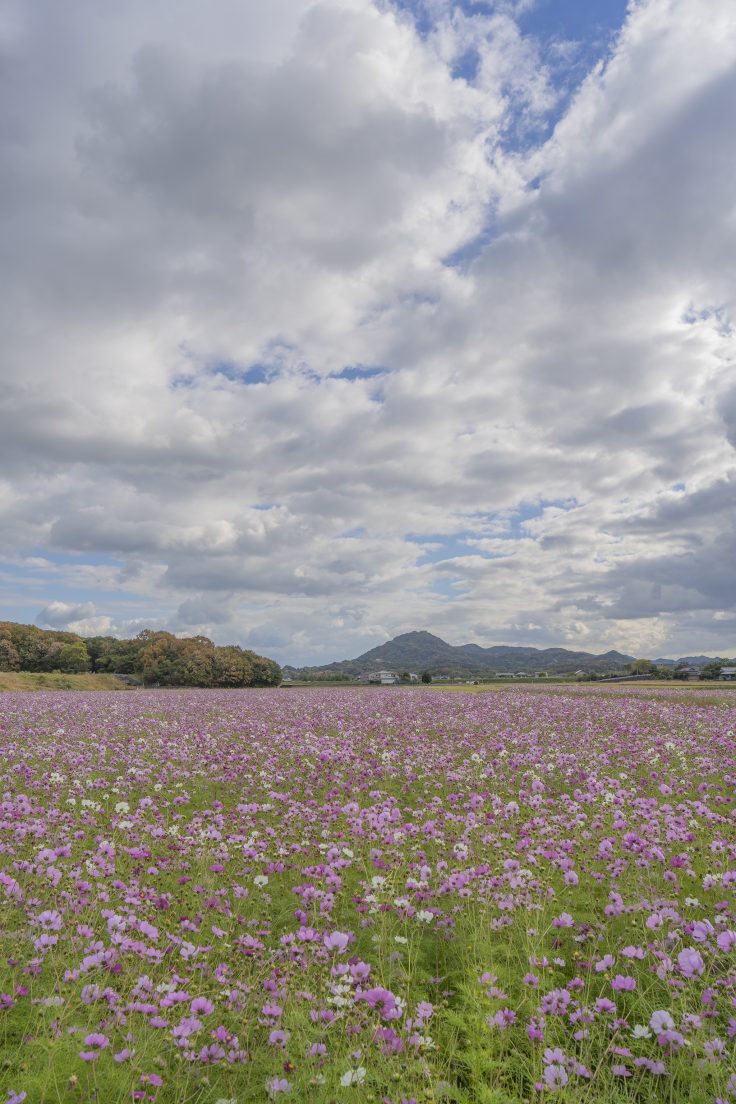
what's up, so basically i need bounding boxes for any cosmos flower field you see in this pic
[1,688,735,1104]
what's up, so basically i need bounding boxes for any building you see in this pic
[720,667,736,680]
[359,670,399,684]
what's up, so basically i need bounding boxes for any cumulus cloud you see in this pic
[36,601,97,629]
[35,600,112,637]
[1,0,735,664]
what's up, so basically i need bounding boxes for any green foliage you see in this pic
[0,629,21,671]
[421,670,433,683]
[629,658,656,674]
[0,620,281,688]
[0,621,89,672]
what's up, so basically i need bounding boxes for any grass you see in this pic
[434,679,736,697]
[0,686,734,1103]
[0,671,129,691]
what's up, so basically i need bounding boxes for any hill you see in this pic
[0,621,281,688]
[284,630,639,678]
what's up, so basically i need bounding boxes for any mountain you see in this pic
[654,655,718,668]
[284,631,639,678]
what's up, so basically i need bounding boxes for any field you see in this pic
[0,687,734,1104]
[0,673,129,693]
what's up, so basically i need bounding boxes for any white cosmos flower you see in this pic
[340,1068,366,1087]
[649,1010,675,1033]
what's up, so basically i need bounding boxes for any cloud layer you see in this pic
[1,0,735,664]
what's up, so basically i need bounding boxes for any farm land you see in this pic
[0,686,735,1103]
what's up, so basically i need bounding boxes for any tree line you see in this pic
[625,658,735,680]
[0,621,281,687]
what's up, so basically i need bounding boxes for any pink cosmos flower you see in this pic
[323,931,350,953]
[267,1077,291,1094]
[611,975,636,991]
[690,920,714,943]
[716,929,736,952]
[79,1033,109,1061]
[356,987,401,1020]
[657,1029,686,1051]
[543,1064,568,1089]
[488,1008,517,1030]
[196,1043,225,1063]
[269,1029,291,1047]
[543,1048,565,1065]
[349,961,371,982]
[172,1016,202,1041]
[677,947,704,978]
[190,996,214,1015]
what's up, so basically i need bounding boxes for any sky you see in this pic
[1,0,735,667]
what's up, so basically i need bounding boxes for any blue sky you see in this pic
[1,0,735,665]
[517,0,629,50]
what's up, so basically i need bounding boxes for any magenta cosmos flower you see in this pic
[79,1033,109,1061]
[356,986,402,1020]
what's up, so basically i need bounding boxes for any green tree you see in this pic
[212,646,254,687]
[0,632,21,671]
[0,619,282,689]
[700,660,723,680]
[57,640,90,673]
[629,659,656,675]
[420,671,432,684]
[0,635,20,666]
[246,651,282,686]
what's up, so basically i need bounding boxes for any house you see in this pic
[720,667,736,680]
[360,670,399,685]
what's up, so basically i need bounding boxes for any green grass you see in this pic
[0,671,130,691]
[1,687,735,1103]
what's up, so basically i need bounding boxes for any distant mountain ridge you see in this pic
[285,630,640,677]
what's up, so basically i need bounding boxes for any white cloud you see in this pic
[1,0,735,664]
[35,600,112,637]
